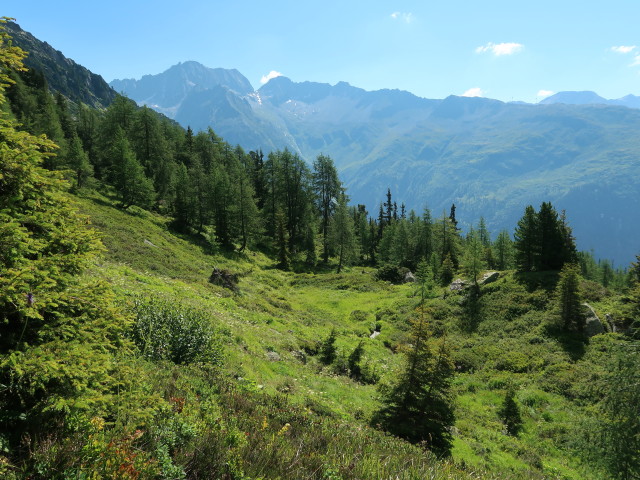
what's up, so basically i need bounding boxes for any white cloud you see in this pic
[631,54,640,67]
[462,87,484,97]
[260,70,283,84]
[537,90,554,98]
[611,45,636,54]
[475,42,524,56]
[390,12,414,23]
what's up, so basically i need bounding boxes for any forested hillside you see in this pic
[1,18,639,479]
[110,61,640,266]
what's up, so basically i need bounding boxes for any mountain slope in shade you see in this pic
[6,21,116,109]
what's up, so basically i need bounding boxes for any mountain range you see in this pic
[7,21,639,265]
[111,62,640,265]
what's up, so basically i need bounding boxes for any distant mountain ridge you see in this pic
[110,63,640,265]
[541,90,640,108]
[6,21,116,108]
[110,61,254,118]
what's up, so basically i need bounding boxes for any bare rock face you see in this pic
[605,313,616,332]
[209,267,239,292]
[265,351,281,362]
[582,303,605,337]
[449,279,468,291]
[404,271,417,283]
[479,271,500,285]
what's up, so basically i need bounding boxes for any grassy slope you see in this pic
[76,190,618,479]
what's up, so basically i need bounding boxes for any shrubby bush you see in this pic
[132,297,223,365]
[375,264,409,284]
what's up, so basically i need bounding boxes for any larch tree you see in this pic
[462,227,486,286]
[494,229,514,270]
[67,133,92,188]
[109,126,155,209]
[312,154,341,263]
[330,194,357,273]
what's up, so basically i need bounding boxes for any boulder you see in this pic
[449,278,468,291]
[479,271,500,285]
[404,271,417,283]
[291,350,307,364]
[209,267,239,292]
[265,351,281,362]
[582,303,605,337]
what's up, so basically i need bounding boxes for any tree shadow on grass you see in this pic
[545,324,587,361]
[514,271,559,293]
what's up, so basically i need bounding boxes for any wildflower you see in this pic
[277,423,290,436]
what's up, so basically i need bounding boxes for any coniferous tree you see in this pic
[440,254,455,286]
[54,91,74,140]
[96,95,136,178]
[372,278,455,456]
[437,211,460,269]
[210,164,233,247]
[630,255,640,286]
[377,203,386,240]
[392,219,410,267]
[378,222,396,265]
[109,127,155,209]
[275,210,290,270]
[384,188,393,226]
[477,217,490,247]
[249,148,267,210]
[514,205,538,272]
[494,229,514,270]
[369,218,378,264]
[230,152,261,251]
[130,105,166,179]
[555,263,583,332]
[0,24,137,462]
[189,156,209,233]
[589,345,640,479]
[355,205,371,264]
[330,194,357,273]
[559,209,578,267]
[67,133,92,188]
[173,162,195,231]
[312,154,341,263]
[462,228,486,286]
[411,207,433,265]
[537,201,565,270]
[304,223,317,266]
[319,328,338,365]
[75,103,99,165]
[449,204,458,231]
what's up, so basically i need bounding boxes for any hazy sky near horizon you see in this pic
[6,1,640,102]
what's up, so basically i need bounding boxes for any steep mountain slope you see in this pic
[6,21,116,108]
[108,62,640,265]
[110,61,254,116]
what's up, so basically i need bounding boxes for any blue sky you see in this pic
[6,1,640,102]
